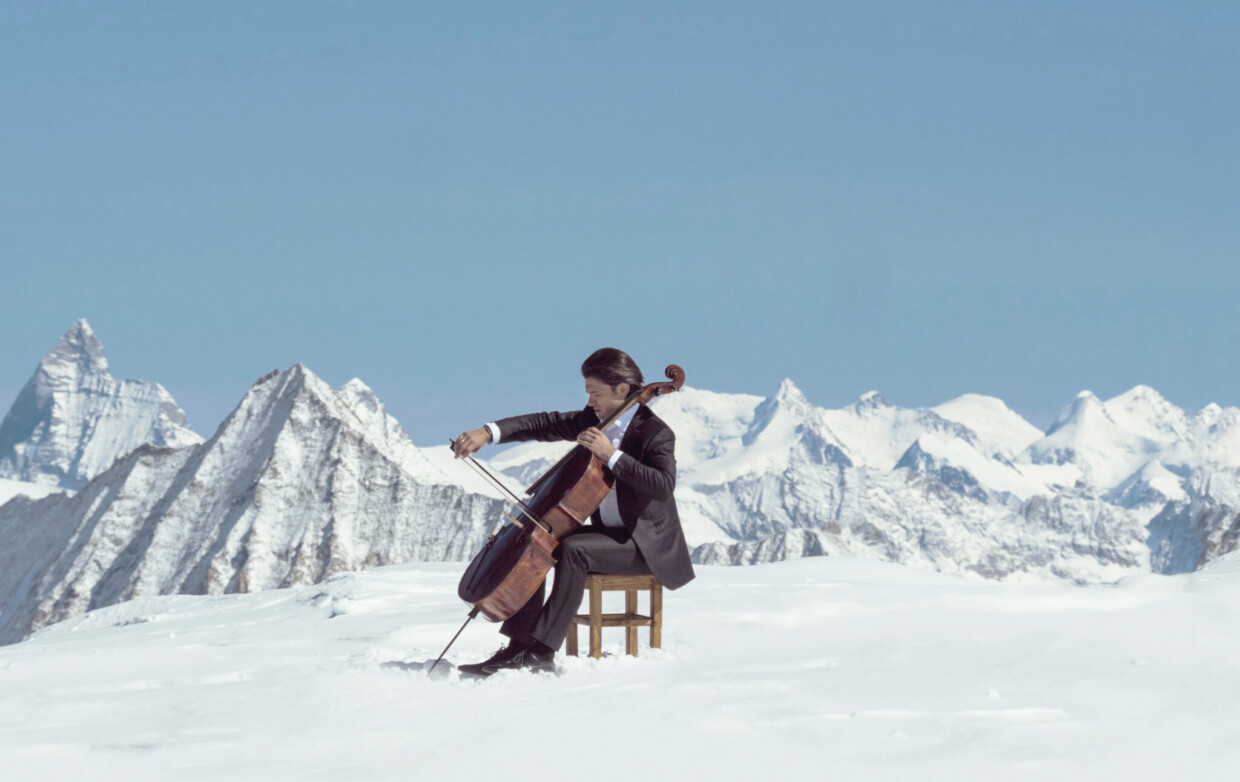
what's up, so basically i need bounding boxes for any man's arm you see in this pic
[495,408,598,443]
[453,407,598,458]
[579,422,676,502]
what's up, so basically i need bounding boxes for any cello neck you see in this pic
[595,393,642,432]
[596,363,686,430]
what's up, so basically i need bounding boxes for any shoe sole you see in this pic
[480,662,556,675]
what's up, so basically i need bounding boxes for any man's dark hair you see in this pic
[581,348,643,391]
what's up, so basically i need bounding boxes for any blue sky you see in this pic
[3,1,1238,441]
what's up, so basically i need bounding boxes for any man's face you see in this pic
[585,376,630,420]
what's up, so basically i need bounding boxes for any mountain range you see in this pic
[2,320,1239,644]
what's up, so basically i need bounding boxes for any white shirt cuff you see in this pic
[485,422,501,444]
[607,450,623,470]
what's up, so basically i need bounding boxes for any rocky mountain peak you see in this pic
[1198,403,1224,423]
[1105,385,1190,443]
[773,378,811,409]
[743,379,816,447]
[855,390,893,414]
[338,378,385,422]
[340,377,376,401]
[1045,390,1106,437]
[1122,384,1161,400]
[43,319,109,378]
[0,321,201,488]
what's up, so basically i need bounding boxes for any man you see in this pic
[451,348,694,675]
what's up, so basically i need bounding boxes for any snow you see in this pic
[1105,385,1190,444]
[335,377,450,486]
[1,556,1236,781]
[896,434,1047,500]
[1017,385,1237,491]
[931,392,1045,459]
[0,477,69,506]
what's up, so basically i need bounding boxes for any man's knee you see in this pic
[559,535,592,569]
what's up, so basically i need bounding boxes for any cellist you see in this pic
[450,348,695,675]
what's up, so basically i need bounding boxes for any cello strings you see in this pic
[457,456,526,521]
[465,455,552,533]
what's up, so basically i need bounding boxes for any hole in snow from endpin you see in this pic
[380,658,455,681]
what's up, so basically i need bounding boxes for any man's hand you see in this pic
[577,428,616,463]
[453,427,492,458]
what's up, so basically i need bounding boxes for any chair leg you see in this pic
[625,589,639,656]
[588,578,603,660]
[651,581,663,650]
[567,623,578,657]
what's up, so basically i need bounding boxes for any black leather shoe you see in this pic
[481,647,555,675]
[459,643,526,677]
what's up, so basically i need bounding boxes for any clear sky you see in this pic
[3,1,1238,442]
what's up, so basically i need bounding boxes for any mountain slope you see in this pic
[0,364,501,644]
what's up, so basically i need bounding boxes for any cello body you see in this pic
[457,448,612,621]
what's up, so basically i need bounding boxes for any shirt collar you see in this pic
[605,404,639,437]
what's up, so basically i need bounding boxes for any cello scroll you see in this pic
[634,364,685,405]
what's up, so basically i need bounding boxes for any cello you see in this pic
[429,364,685,672]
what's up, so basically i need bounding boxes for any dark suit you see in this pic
[494,404,694,650]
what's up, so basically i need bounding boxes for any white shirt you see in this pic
[485,405,637,528]
[596,405,638,527]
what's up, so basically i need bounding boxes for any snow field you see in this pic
[2,556,1238,781]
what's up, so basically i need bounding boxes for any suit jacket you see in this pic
[494,404,695,590]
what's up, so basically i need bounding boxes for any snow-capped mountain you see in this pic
[0,363,502,645]
[645,384,1148,582]
[6,322,1240,646]
[930,393,1044,460]
[0,320,202,490]
[488,380,1240,583]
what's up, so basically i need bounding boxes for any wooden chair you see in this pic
[566,574,663,659]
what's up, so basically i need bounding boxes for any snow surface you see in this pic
[1,556,1237,781]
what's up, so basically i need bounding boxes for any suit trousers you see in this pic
[501,526,651,651]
